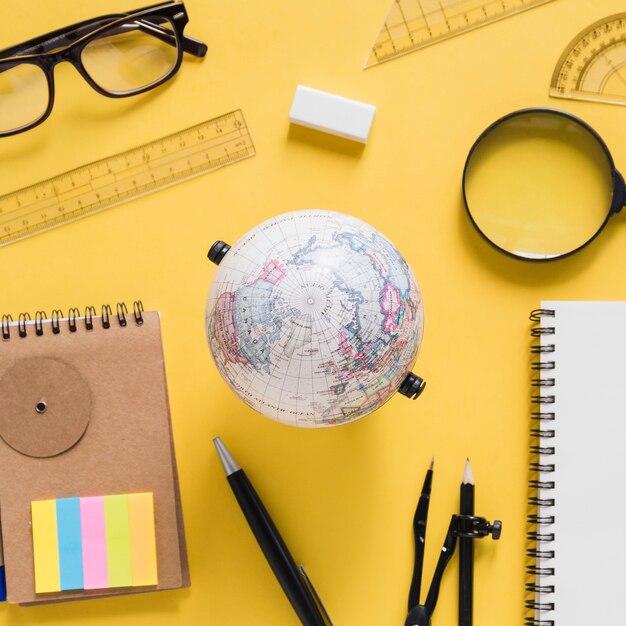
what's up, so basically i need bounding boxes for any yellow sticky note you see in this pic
[31,500,60,593]
[128,493,157,586]
[104,495,132,588]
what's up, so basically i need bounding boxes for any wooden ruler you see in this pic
[366,0,555,67]
[0,109,255,247]
[550,13,626,106]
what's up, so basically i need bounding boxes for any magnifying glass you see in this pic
[463,108,626,261]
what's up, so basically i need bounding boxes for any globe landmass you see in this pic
[206,210,424,427]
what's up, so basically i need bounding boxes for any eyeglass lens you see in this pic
[0,63,49,134]
[81,17,179,95]
[464,111,615,260]
[0,15,180,135]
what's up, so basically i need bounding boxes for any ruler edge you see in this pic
[0,109,250,202]
[549,89,626,108]
[364,0,556,68]
[549,11,626,95]
[0,151,256,249]
[0,109,255,248]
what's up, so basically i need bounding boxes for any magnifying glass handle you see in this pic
[610,170,626,215]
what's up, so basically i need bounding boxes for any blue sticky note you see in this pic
[56,498,84,590]
[0,565,6,601]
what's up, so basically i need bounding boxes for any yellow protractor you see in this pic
[550,13,626,106]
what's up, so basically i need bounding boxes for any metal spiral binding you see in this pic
[133,300,144,325]
[2,314,13,340]
[85,306,96,331]
[35,311,47,336]
[51,309,63,334]
[0,301,144,339]
[117,302,129,327]
[18,312,30,338]
[102,304,112,329]
[526,309,556,626]
[68,308,80,333]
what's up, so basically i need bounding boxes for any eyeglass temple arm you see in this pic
[0,17,111,59]
[134,18,207,56]
[0,13,206,61]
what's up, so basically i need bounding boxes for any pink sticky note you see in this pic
[80,496,108,590]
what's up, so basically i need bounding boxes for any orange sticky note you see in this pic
[31,500,61,593]
[128,493,157,586]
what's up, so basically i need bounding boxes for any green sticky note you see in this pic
[104,494,132,588]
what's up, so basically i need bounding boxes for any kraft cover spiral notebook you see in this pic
[528,301,626,626]
[0,303,189,605]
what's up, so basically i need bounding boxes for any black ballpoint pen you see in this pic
[213,437,332,626]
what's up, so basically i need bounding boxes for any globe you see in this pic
[205,209,425,427]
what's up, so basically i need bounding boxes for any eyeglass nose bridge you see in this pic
[38,45,104,107]
[32,45,91,131]
[39,45,80,70]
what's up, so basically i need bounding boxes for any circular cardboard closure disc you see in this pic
[0,356,91,458]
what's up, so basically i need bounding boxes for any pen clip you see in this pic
[298,565,334,626]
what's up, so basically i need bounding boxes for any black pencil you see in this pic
[459,459,475,626]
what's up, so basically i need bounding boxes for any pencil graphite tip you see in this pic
[213,437,241,476]
[429,456,435,470]
[462,458,475,485]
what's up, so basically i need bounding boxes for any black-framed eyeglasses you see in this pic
[0,2,207,137]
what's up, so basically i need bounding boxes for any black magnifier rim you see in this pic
[462,107,620,262]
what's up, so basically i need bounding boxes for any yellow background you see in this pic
[1,1,626,624]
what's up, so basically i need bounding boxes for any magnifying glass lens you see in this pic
[464,111,614,259]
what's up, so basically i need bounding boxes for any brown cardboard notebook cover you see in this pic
[0,307,189,604]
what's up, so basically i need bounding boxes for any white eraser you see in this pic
[288,85,376,144]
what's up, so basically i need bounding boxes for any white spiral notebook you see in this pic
[528,301,626,626]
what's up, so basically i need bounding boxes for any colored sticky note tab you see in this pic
[104,495,132,588]
[80,496,108,590]
[31,499,61,593]
[0,530,5,600]
[128,493,158,586]
[56,497,84,591]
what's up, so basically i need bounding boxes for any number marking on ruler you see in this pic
[0,109,255,247]
[550,13,626,106]
[365,0,555,68]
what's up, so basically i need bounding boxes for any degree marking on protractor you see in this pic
[0,110,255,248]
[365,0,555,68]
[550,13,626,106]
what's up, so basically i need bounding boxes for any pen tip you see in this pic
[430,456,434,470]
[462,458,474,485]
[213,436,241,476]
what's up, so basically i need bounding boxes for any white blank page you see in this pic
[539,301,626,625]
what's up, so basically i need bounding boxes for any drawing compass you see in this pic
[404,461,502,626]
